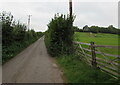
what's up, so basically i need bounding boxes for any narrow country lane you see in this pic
[3,36,63,83]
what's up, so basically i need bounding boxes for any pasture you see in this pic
[74,32,119,78]
[74,32,118,45]
[74,32,119,55]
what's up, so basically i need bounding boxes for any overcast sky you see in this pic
[0,0,119,32]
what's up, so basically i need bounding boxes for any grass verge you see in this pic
[56,54,119,83]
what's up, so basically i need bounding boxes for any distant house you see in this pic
[84,27,90,31]
[83,25,90,32]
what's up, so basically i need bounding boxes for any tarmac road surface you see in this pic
[3,36,63,83]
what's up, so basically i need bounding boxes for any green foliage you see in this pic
[45,14,75,56]
[73,26,83,32]
[82,25,119,34]
[1,12,43,64]
[1,12,14,45]
[74,25,119,34]
[56,54,118,83]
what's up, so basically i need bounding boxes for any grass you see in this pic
[74,32,119,57]
[73,32,119,79]
[56,54,119,83]
[55,32,120,83]
[74,32,119,46]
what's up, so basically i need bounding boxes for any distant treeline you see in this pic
[73,25,120,34]
[0,12,43,64]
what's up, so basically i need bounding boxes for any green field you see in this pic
[74,32,119,56]
[74,32,119,77]
[74,32,119,45]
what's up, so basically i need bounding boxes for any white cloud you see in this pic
[0,1,118,32]
[0,0,119,2]
[74,2,118,28]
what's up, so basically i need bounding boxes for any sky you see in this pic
[0,0,119,32]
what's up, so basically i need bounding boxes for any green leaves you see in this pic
[45,14,75,56]
[1,12,44,64]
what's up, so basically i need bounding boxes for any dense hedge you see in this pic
[45,14,75,56]
[1,12,43,64]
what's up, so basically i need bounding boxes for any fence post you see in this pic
[90,42,97,68]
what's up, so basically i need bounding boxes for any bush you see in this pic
[1,11,44,64]
[45,14,75,56]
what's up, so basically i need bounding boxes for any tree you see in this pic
[73,26,83,32]
[90,26,99,33]
[1,12,14,45]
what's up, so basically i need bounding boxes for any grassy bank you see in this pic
[56,54,119,83]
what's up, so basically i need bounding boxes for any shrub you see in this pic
[45,14,75,56]
[1,11,44,64]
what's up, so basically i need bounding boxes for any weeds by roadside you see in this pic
[56,54,119,83]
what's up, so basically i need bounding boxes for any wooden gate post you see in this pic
[90,42,97,68]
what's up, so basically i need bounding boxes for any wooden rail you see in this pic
[94,45,120,49]
[74,41,120,78]
[74,41,119,49]
[73,41,90,46]
[83,48,120,58]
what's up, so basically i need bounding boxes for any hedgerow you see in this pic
[45,14,75,56]
[1,11,43,64]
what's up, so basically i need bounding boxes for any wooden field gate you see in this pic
[74,41,120,79]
